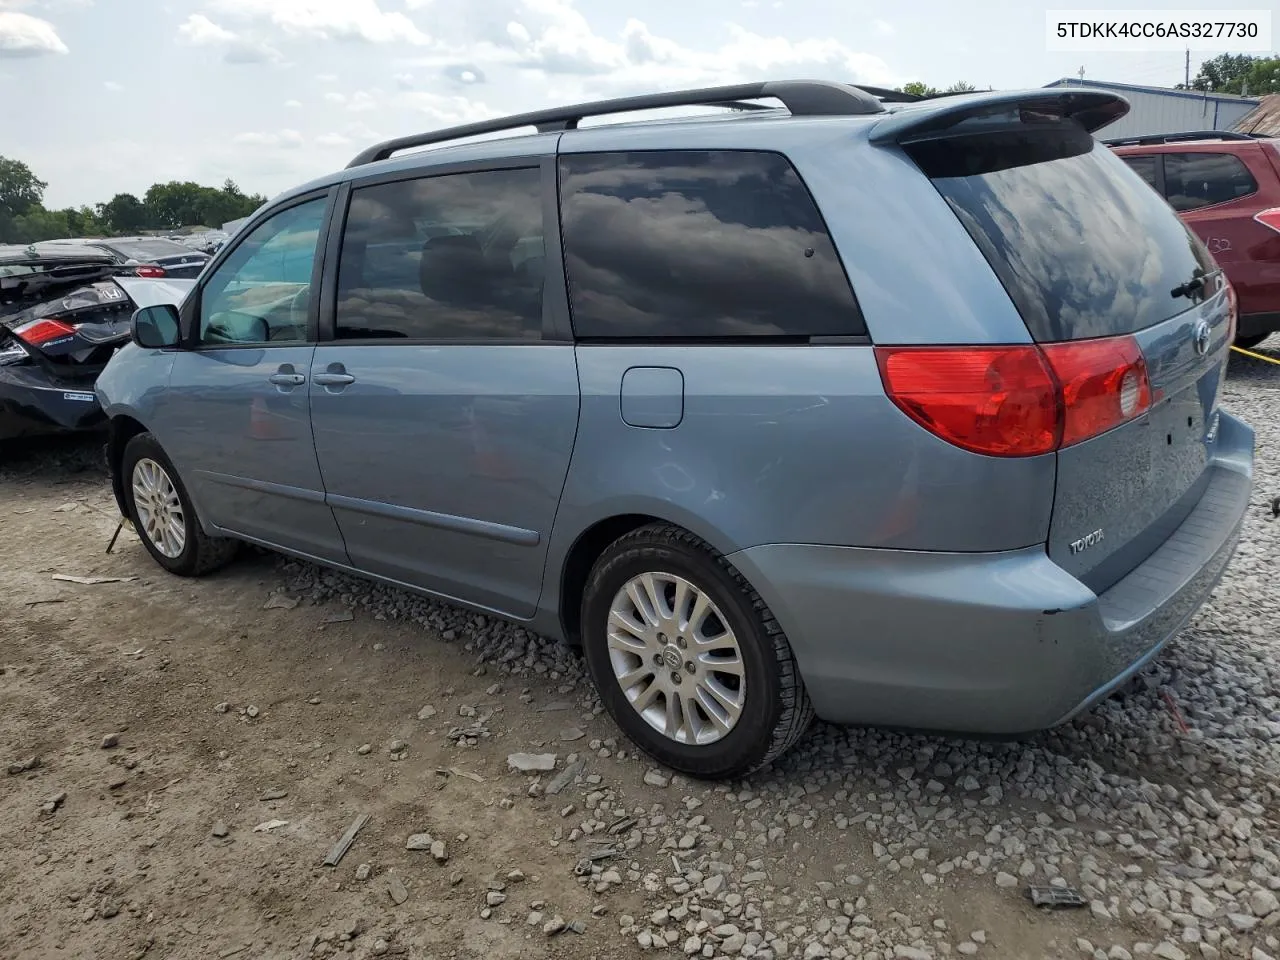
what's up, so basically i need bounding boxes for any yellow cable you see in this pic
[1230,345,1280,365]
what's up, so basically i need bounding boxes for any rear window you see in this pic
[559,150,864,339]
[907,124,1217,342]
[107,239,193,259]
[1163,152,1258,211]
[1120,154,1158,190]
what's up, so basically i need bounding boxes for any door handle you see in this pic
[268,372,306,386]
[313,372,356,387]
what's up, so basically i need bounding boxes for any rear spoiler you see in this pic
[868,88,1129,145]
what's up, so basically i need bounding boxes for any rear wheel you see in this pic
[122,432,238,576]
[580,524,813,779]
[1234,332,1271,351]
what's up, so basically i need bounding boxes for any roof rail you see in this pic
[346,80,886,168]
[1101,130,1255,146]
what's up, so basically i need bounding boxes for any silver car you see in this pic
[96,81,1254,778]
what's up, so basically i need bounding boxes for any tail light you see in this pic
[876,333,1153,458]
[13,317,77,346]
[133,264,166,278]
[1255,208,1280,235]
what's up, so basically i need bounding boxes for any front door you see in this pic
[154,192,349,563]
[309,163,579,618]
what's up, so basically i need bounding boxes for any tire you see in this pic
[121,432,239,577]
[580,523,814,779]
[1234,332,1271,351]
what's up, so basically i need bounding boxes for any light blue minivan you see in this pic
[97,81,1254,777]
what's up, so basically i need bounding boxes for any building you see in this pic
[1234,93,1280,136]
[1043,78,1259,140]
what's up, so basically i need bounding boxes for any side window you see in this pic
[199,196,327,345]
[335,167,544,341]
[1121,155,1158,191]
[558,150,864,339]
[1163,152,1258,212]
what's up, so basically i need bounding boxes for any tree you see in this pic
[98,193,148,234]
[0,156,47,221]
[898,81,939,97]
[943,81,978,94]
[1186,53,1280,94]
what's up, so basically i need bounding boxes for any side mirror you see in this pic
[131,304,181,349]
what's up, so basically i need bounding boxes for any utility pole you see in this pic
[1078,65,1085,83]
[1185,48,1190,88]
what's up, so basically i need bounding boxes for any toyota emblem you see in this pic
[1193,320,1210,356]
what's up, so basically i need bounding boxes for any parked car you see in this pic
[98,81,1254,778]
[1,242,193,441]
[50,236,211,279]
[1107,131,1280,349]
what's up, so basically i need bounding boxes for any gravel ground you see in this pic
[1,345,1278,960]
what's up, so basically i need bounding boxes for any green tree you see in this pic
[98,192,149,233]
[943,81,978,94]
[143,181,208,230]
[898,81,939,97]
[1185,53,1280,94]
[0,156,46,219]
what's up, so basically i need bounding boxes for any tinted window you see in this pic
[908,125,1216,342]
[1163,152,1258,211]
[558,151,863,339]
[335,168,544,341]
[198,196,326,345]
[107,239,195,259]
[1121,154,1158,190]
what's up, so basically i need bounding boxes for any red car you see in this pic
[1108,131,1280,349]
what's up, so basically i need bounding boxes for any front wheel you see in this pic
[121,432,239,577]
[580,524,814,779]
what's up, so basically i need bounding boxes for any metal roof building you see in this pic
[1043,78,1259,140]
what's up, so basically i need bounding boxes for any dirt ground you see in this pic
[0,414,1275,960]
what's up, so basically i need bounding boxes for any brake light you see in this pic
[1255,208,1280,235]
[134,264,166,278]
[876,333,1152,458]
[13,317,76,346]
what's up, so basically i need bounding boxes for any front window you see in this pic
[198,197,326,345]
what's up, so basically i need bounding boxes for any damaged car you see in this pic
[1,242,192,442]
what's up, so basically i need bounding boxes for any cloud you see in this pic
[284,98,302,108]
[315,132,352,146]
[324,89,379,112]
[206,0,429,45]
[316,72,338,82]
[0,10,68,57]
[104,80,122,91]
[400,90,495,126]
[178,13,281,63]
[233,129,305,148]
[874,19,895,36]
[395,71,414,89]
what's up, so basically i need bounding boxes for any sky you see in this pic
[0,0,1265,210]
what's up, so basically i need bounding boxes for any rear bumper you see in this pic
[0,363,105,441]
[727,412,1254,735]
[1238,312,1280,340]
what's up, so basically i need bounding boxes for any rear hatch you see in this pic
[904,118,1231,593]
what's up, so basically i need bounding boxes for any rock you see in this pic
[546,760,584,797]
[1229,914,1260,932]
[958,944,978,956]
[724,933,748,955]
[6,756,39,775]
[39,791,66,815]
[387,877,408,905]
[894,948,931,960]
[705,874,726,896]
[388,740,407,754]
[214,702,230,714]
[211,821,229,838]
[685,935,704,955]
[1191,897,1218,919]
[543,916,566,936]
[101,734,119,749]
[356,744,372,755]
[430,840,448,864]
[371,940,388,956]
[508,753,556,773]
[486,892,507,907]
[1251,889,1280,918]
[644,770,671,788]
[972,933,986,945]
[355,863,371,881]
[245,705,260,718]
[252,819,288,832]
[259,788,287,801]
[1108,949,1133,960]
[559,727,586,742]
[417,705,436,720]
[1152,944,1187,960]
[995,872,1018,889]
[263,594,299,610]
[406,833,434,851]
